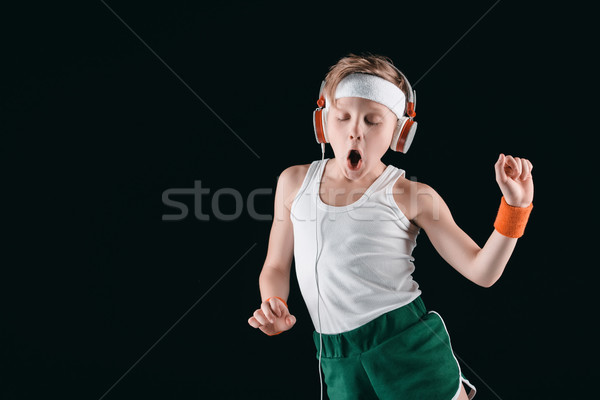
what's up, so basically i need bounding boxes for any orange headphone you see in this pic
[312,64,417,153]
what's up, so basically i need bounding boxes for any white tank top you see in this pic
[290,158,422,334]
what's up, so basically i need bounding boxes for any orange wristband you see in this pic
[265,297,288,336]
[493,196,533,238]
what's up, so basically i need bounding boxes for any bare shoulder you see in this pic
[391,174,439,226]
[278,163,311,210]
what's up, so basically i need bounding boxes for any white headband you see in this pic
[327,73,406,120]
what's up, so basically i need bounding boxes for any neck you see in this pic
[327,157,387,184]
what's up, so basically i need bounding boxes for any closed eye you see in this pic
[336,117,381,126]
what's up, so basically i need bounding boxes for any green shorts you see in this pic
[312,296,477,400]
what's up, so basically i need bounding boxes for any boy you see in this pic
[248,53,533,400]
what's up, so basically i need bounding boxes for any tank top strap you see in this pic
[293,158,328,204]
[314,157,328,185]
[362,164,405,196]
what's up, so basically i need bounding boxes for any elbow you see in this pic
[471,261,501,288]
[479,277,498,288]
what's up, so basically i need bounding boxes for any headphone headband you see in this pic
[388,63,416,118]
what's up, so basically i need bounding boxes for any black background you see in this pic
[2,1,594,399]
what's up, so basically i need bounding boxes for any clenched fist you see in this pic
[248,297,296,336]
[495,153,534,207]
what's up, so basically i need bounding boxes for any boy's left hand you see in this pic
[494,153,534,207]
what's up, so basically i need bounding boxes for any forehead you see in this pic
[332,97,389,113]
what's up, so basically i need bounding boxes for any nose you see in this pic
[349,123,362,141]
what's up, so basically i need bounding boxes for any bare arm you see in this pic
[413,187,517,287]
[249,165,306,335]
[258,165,301,302]
[412,154,534,288]
[473,229,518,286]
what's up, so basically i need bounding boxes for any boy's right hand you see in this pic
[248,297,296,336]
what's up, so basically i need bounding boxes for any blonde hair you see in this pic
[322,52,408,110]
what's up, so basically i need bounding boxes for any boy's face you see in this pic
[327,97,397,180]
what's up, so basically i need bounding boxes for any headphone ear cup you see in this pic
[313,107,329,143]
[390,117,417,153]
[401,120,417,153]
[390,118,405,152]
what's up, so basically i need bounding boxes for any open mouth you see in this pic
[347,149,363,171]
